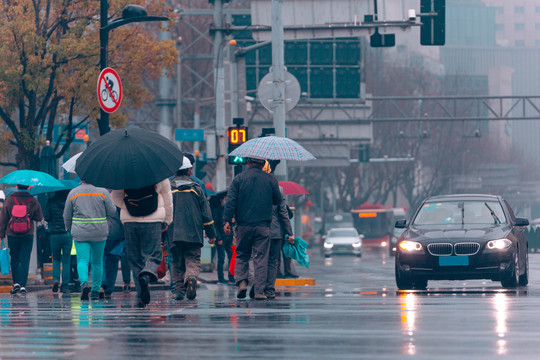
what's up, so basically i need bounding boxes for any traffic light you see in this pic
[227,126,248,165]
[359,144,370,163]
[420,0,445,46]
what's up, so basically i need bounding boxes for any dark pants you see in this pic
[265,238,282,292]
[217,240,234,282]
[124,222,162,298]
[277,243,298,278]
[170,242,201,296]
[8,235,33,287]
[121,256,131,285]
[103,254,120,294]
[235,225,271,295]
[50,232,72,287]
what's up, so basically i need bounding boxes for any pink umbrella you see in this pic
[278,181,309,196]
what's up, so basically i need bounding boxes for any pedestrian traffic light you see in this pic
[227,126,248,165]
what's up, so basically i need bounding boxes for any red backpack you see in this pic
[9,197,31,234]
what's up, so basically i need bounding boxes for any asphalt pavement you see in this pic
[1,248,540,359]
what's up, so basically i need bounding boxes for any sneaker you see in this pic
[80,283,90,301]
[52,281,59,293]
[104,293,112,300]
[174,292,185,301]
[185,277,197,300]
[99,288,105,299]
[20,287,27,295]
[254,293,267,300]
[249,286,255,299]
[123,284,131,292]
[91,291,99,300]
[264,290,276,299]
[237,280,248,299]
[10,284,21,295]
[139,274,151,305]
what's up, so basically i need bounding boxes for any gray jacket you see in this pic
[64,183,116,241]
[271,188,293,240]
[168,176,217,249]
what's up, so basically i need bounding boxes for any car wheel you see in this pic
[501,251,519,288]
[324,254,331,258]
[395,260,414,290]
[356,253,362,258]
[519,252,529,286]
[413,279,428,290]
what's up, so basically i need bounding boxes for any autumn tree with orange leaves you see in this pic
[0,0,177,170]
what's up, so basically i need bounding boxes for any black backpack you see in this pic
[123,185,158,217]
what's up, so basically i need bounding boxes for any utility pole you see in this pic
[213,0,227,191]
[271,0,287,181]
[158,12,173,140]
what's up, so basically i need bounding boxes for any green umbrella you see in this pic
[0,170,64,188]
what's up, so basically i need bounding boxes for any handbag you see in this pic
[0,240,11,275]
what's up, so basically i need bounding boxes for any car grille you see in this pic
[427,243,453,256]
[454,242,480,256]
[427,242,480,256]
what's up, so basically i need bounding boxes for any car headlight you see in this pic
[398,241,423,251]
[352,241,362,248]
[486,239,512,250]
[323,242,334,249]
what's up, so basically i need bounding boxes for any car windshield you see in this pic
[412,200,507,225]
[328,229,357,237]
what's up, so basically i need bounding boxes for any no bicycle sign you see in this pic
[97,67,122,113]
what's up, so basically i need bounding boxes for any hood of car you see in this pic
[404,224,511,242]
[326,236,360,244]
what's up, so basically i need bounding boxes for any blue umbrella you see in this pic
[0,170,64,188]
[228,136,316,161]
[3,178,78,197]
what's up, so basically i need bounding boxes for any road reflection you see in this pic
[399,292,417,355]
[492,293,507,355]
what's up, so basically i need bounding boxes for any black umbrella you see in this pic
[75,127,183,189]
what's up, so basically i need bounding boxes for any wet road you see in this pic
[1,248,540,359]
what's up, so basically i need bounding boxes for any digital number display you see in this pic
[228,127,247,146]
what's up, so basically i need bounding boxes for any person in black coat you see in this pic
[44,189,72,293]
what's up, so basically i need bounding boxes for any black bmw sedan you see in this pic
[395,194,529,290]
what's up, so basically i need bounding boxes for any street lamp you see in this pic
[98,3,169,136]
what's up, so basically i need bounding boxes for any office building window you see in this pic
[536,23,540,31]
[495,23,504,31]
[495,7,504,15]
[536,6,540,13]
[515,23,525,31]
[514,6,524,14]
[515,40,525,47]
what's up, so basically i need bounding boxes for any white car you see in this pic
[323,228,363,257]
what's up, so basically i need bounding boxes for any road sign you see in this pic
[97,67,122,113]
[175,129,205,142]
[257,71,301,113]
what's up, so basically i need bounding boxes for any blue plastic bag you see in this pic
[283,237,310,268]
[0,240,10,275]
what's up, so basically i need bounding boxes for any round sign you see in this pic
[97,67,122,113]
[257,70,301,113]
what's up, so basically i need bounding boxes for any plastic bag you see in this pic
[283,237,310,268]
[229,245,237,276]
[0,240,10,275]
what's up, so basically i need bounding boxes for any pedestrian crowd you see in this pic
[0,153,297,307]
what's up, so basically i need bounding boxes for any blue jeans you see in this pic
[74,240,106,292]
[8,235,33,287]
[50,232,72,286]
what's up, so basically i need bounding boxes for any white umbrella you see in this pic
[61,152,83,173]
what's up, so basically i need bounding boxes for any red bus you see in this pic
[351,202,406,249]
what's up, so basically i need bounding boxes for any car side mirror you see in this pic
[515,218,529,227]
[395,219,407,228]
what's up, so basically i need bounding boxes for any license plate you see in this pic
[439,256,469,266]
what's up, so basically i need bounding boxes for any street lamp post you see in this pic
[98,2,169,136]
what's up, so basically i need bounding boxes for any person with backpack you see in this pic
[0,184,44,295]
[64,181,117,301]
[167,157,216,300]
[111,178,173,308]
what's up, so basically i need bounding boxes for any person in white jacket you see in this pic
[111,178,173,308]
